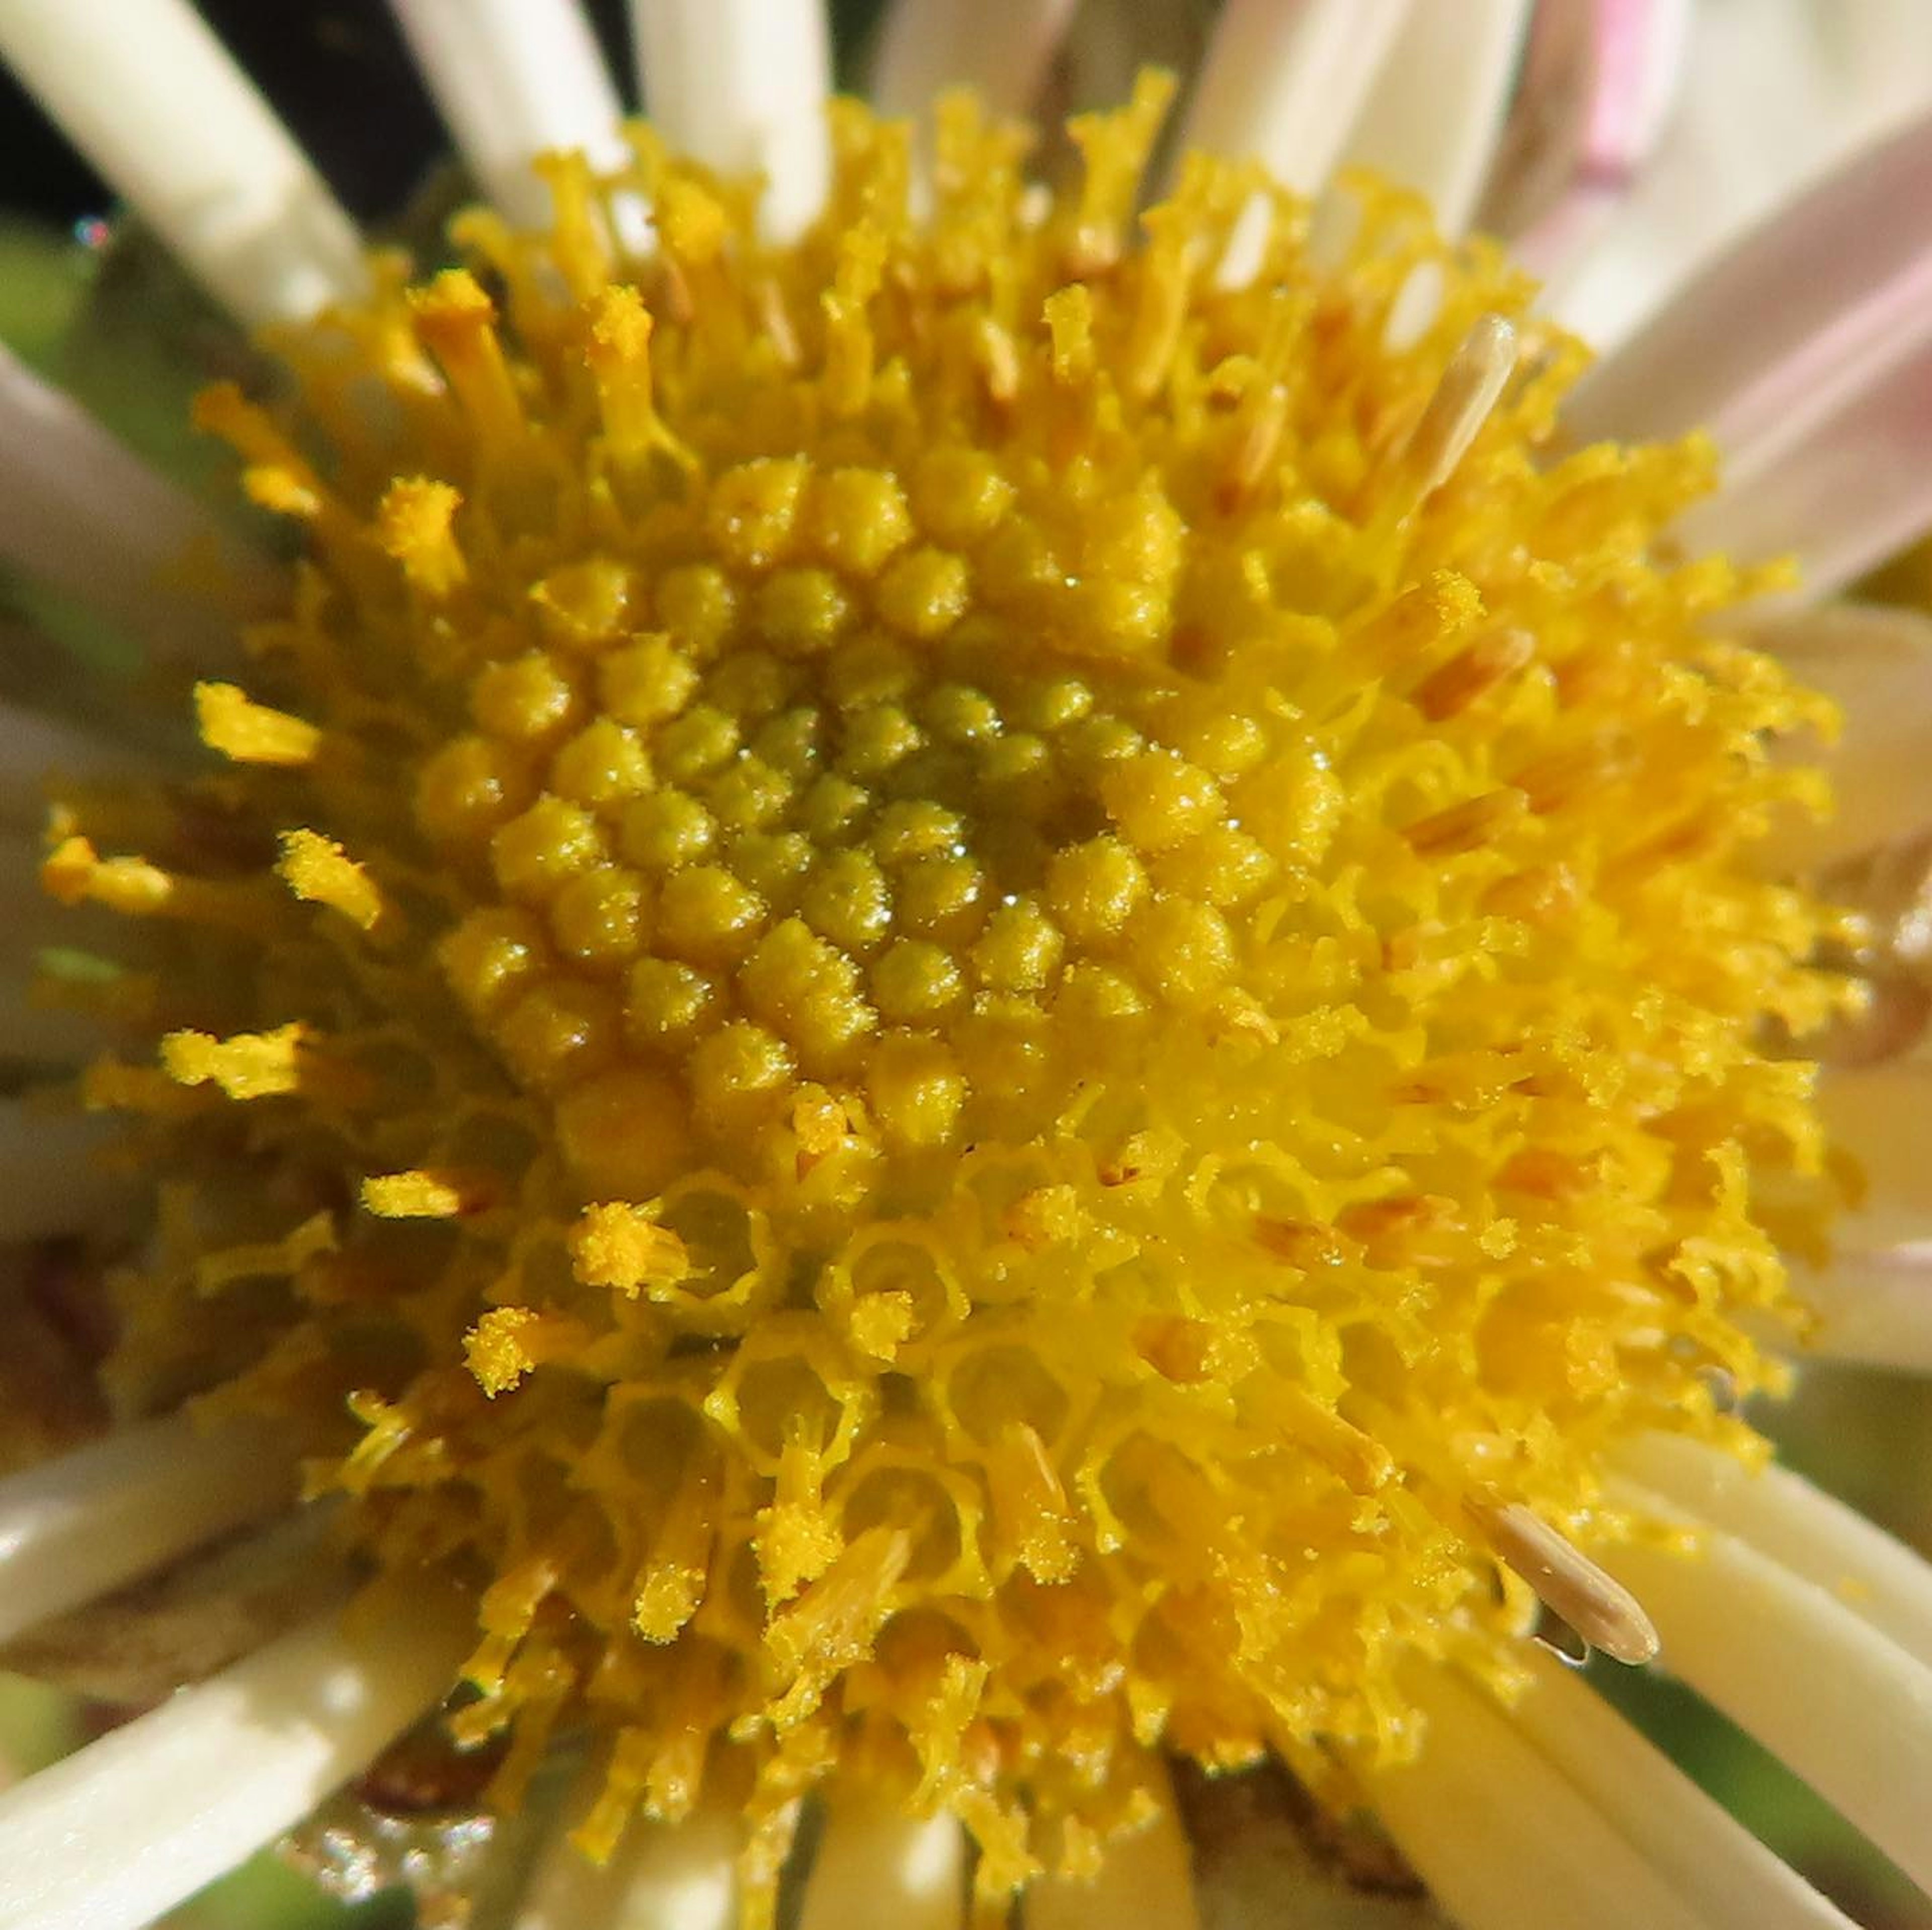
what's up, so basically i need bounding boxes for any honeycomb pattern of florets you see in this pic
[425,452,1290,1200]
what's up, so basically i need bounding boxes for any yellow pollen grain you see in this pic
[43,78,1848,1923]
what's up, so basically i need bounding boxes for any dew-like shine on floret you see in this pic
[42,76,1845,1918]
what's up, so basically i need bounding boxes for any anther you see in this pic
[1386,313,1517,516]
[1473,1500,1659,1665]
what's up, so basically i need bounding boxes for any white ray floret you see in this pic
[1027,1771,1199,1930]
[0,0,367,325]
[389,0,629,230]
[0,344,265,653]
[1341,0,1532,237]
[1753,601,1932,869]
[1179,0,1412,197]
[1789,1244,1932,1375]
[1508,1650,1857,1929]
[0,1100,139,1244]
[871,0,1076,121]
[0,1587,471,1930]
[1370,1664,1711,1930]
[798,1795,963,1930]
[1618,1434,1932,1670]
[1568,108,1932,596]
[628,0,832,240]
[1812,1060,1932,1251]
[1607,1490,1932,1892]
[0,1411,297,1644]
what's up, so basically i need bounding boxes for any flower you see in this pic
[0,5,1929,1930]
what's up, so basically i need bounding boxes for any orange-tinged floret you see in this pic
[46,76,1849,1926]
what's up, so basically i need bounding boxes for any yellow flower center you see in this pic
[44,77,1845,1917]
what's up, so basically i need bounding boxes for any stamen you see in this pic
[0,1587,471,1930]
[361,1169,498,1219]
[629,0,833,240]
[1609,1487,1932,1892]
[1472,1499,1659,1665]
[1386,314,1518,514]
[797,1794,963,1930]
[0,0,367,324]
[0,1413,295,1646]
[389,0,628,230]
[376,478,470,599]
[277,829,387,934]
[194,683,323,768]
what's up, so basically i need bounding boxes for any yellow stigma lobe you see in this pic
[48,78,1845,1922]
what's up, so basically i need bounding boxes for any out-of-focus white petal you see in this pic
[1609,1493,1932,1892]
[1555,0,1932,349]
[1508,1650,1857,1929]
[0,0,367,325]
[1342,1,1533,238]
[1791,1243,1932,1373]
[1753,602,1932,868]
[1028,1774,1200,1930]
[798,1796,963,1930]
[871,0,1077,121]
[1815,1060,1932,1249]
[389,0,628,229]
[629,0,832,239]
[1178,0,1412,196]
[0,1588,469,1930]
[1618,1434,1932,1669]
[1371,1665,1711,1930]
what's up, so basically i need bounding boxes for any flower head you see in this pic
[2,6,1931,1930]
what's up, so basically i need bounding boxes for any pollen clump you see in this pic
[48,78,1844,1923]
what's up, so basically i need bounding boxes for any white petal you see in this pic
[1178,0,1413,196]
[1555,0,1932,351]
[798,1795,963,1930]
[1790,1243,1932,1374]
[1814,1060,1932,1250]
[1752,601,1932,869]
[1607,1493,1932,1892]
[870,0,1077,121]
[0,1101,138,1244]
[1340,0,1533,236]
[389,0,629,230]
[0,700,146,832]
[1370,1665,1711,1930]
[1618,1434,1932,1670]
[1027,1771,1199,1930]
[629,0,832,239]
[0,1413,296,1646]
[0,1588,469,1930]
[0,345,263,656]
[1507,1650,1856,1929]
[0,0,367,324]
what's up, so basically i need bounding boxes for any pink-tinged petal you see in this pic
[1339,0,1532,237]
[871,0,1078,121]
[1753,602,1932,869]
[1553,0,1932,349]
[1480,0,1691,284]
[1566,110,1932,591]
